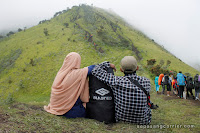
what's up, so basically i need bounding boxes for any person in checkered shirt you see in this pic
[91,56,151,125]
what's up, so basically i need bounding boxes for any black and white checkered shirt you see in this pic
[92,61,151,125]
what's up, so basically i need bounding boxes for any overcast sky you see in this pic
[1,0,200,69]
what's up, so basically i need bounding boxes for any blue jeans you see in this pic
[155,85,159,91]
[62,97,86,118]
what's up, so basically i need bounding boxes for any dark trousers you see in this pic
[162,84,165,94]
[162,84,171,94]
[166,84,171,91]
[187,88,194,98]
[177,86,179,95]
[62,97,86,118]
[179,86,184,98]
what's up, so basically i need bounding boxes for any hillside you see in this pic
[0,4,199,132]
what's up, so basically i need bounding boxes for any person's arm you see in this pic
[91,61,119,87]
[87,65,95,76]
[92,61,151,92]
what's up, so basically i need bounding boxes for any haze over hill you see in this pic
[1,0,200,71]
[0,5,200,132]
[0,4,199,102]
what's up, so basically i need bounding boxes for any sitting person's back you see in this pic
[91,56,151,125]
[44,52,95,118]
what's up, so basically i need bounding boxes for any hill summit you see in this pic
[0,4,199,103]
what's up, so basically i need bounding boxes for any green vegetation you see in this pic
[0,4,199,132]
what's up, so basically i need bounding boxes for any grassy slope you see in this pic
[0,5,199,133]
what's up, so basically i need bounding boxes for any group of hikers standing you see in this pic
[155,71,200,101]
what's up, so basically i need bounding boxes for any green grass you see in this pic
[0,4,199,133]
[1,88,199,133]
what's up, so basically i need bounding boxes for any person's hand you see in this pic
[110,63,116,72]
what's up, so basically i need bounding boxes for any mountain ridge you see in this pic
[0,4,199,103]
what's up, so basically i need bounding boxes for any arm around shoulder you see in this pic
[91,61,118,86]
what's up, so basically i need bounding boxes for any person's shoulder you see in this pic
[73,67,88,74]
[116,75,126,80]
[177,73,182,76]
[137,75,150,82]
[137,75,151,91]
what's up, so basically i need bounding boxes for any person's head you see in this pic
[63,52,81,69]
[52,52,82,87]
[179,71,182,73]
[120,56,138,74]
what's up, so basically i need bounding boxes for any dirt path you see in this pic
[157,91,200,106]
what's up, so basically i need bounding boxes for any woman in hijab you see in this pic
[44,52,95,118]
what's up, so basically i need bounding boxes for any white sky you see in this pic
[0,0,200,69]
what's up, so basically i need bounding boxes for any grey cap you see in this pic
[120,56,137,73]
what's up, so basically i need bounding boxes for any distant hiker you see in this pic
[194,74,200,101]
[155,76,159,94]
[169,74,172,95]
[172,77,178,95]
[186,76,195,99]
[169,74,173,88]
[158,74,164,86]
[161,74,167,94]
[169,72,174,80]
[158,73,164,94]
[91,56,152,125]
[162,73,171,96]
[176,71,186,98]
[44,52,95,118]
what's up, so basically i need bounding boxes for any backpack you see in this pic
[86,67,115,124]
[177,73,185,86]
[194,74,200,88]
[158,74,164,85]
[163,75,169,85]
[186,76,193,89]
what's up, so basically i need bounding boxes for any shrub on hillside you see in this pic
[147,59,156,66]
[184,72,191,77]
[150,65,161,76]
[64,23,69,28]
[39,20,50,24]
[166,60,171,66]
[147,59,170,76]
[159,59,164,66]
[30,59,36,66]
[4,93,15,104]
[43,28,49,36]
[6,31,15,37]
[18,28,23,32]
